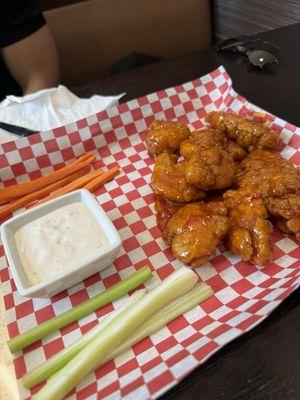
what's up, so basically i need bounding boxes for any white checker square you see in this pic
[143,362,168,383]
[215,286,238,304]
[219,266,243,285]
[170,355,198,379]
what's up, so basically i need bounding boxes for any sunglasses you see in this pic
[215,36,282,68]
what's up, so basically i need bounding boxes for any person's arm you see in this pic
[1,24,59,95]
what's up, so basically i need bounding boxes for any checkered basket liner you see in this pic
[0,66,299,400]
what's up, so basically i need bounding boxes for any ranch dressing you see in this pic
[15,202,108,285]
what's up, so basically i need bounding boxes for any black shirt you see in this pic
[0,0,46,101]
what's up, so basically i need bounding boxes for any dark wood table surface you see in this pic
[74,23,300,400]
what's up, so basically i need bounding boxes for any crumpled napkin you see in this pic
[0,85,124,142]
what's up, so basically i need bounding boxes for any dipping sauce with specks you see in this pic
[15,202,108,285]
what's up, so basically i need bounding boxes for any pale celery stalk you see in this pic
[24,282,212,389]
[33,267,198,400]
[23,290,146,389]
[8,266,152,353]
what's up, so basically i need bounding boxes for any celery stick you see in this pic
[33,267,198,400]
[8,266,152,353]
[24,282,212,389]
[23,290,146,389]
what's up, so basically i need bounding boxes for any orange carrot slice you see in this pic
[0,166,90,220]
[33,169,104,207]
[84,167,120,192]
[0,153,95,205]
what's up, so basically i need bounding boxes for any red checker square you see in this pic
[116,175,130,186]
[28,133,42,145]
[151,100,164,113]
[15,300,34,319]
[211,69,222,78]
[118,202,135,215]
[51,289,68,302]
[103,272,121,288]
[256,288,272,299]
[77,382,97,400]
[131,108,143,120]
[164,108,176,120]
[192,315,214,331]
[181,331,202,348]
[214,98,223,108]
[61,147,75,161]
[271,244,285,259]
[69,131,81,144]
[7,321,19,338]
[114,216,127,230]
[98,145,111,158]
[0,267,9,283]
[148,370,173,395]
[157,90,167,100]
[109,187,123,198]
[140,356,163,374]
[11,162,27,176]
[138,166,152,176]
[206,274,228,292]
[226,295,248,310]
[44,337,64,359]
[237,314,260,330]
[155,264,174,281]
[130,220,147,235]
[76,118,88,129]
[102,200,118,213]
[110,115,122,128]
[183,102,195,113]
[89,123,101,135]
[169,95,180,106]
[155,336,177,354]
[114,254,132,270]
[165,349,189,368]
[132,177,147,188]
[119,137,131,149]
[98,383,121,399]
[126,122,139,135]
[83,138,97,152]
[3,293,14,309]
[118,358,139,377]
[137,206,153,219]
[36,154,51,169]
[53,126,67,137]
[114,151,126,161]
[0,153,8,168]
[204,81,216,92]
[187,88,198,98]
[210,255,232,272]
[133,336,153,356]
[167,315,189,335]
[105,131,117,144]
[19,146,34,160]
[200,94,212,106]
[23,340,42,354]
[231,279,254,295]
[261,264,282,277]
[44,139,59,153]
[95,359,116,379]
[290,152,300,165]
[60,320,80,335]
[123,236,140,252]
[288,134,300,148]
[83,272,101,287]
[218,309,239,323]
[149,226,164,240]
[259,277,278,288]
[247,299,268,313]
[35,305,55,324]
[122,164,135,174]
[80,320,97,335]
[207,323,231,339]
[70,289,89,307]
[193,340,218,361]
[143,241,161,257]
[234,261,257,277]
[95,303,114,319]
[129,153,141,163]
[200,296,224,314]
[14,356,27,379]
[290,247,300,259]
[10,278,17,291]
[2,141,17,152]
[121,376,145,397]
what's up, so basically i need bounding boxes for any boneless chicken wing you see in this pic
[206,111,279,151]
[151,153,205,203]
[236,150,300,198]
[179,130,237,190]
[265,194,300,240]
[224,188,273,265]
[163,202,229,267]
[146,120,190,157]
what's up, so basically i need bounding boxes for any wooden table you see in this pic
[73,23,300,400]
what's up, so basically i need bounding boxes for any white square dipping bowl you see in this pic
[1,189,122,298]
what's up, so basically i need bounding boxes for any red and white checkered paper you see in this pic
[0,66,299,400]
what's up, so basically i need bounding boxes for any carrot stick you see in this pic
[33,169,105,207]
[84,167,120,192]
[0,153,95,205]
[0,167,90,220]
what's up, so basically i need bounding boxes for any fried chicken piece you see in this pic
[237,150,300,198]
[179,129,237,190]
[164,201,229,267]
[224,188,273,265]
[146,120,190,157]
[265,194,300,240]
[152,153,206,203]
[154,195,183,241]
[206,111,280,151]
